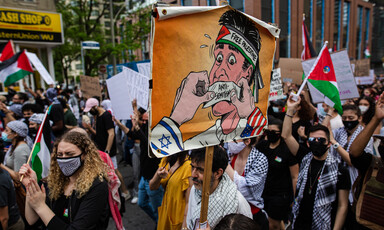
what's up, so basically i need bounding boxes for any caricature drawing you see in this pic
[151,10,267,156]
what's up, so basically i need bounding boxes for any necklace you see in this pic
[308,162,325,195]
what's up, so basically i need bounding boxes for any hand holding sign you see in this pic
[170,71,215,126]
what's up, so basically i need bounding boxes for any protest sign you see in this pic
[137,62,151,78]
[106,71,133,119]
[25,52,55,85]
[354,58,370,77]
[123,67,149,110]
[278,58,303,84]
[302,50,359,103]
[80,75,101,99]
[269,68,284,100]
[355,69,375,85]
[149,6,279,157]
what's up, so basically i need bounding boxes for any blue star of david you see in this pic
[158,134,172,149]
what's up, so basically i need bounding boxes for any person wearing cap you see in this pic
[0,120,32,181]
[46,88,66,138]
[82,98,130,199]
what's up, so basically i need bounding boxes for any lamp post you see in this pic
[109,1,126,76]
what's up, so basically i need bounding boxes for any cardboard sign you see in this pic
[278,58,303,84]
[354,58,370,77]
[355,69,375,85]
[302,50,359,103]
[149,6,279,157]
[80,75,101,99]
[269,68,284,100]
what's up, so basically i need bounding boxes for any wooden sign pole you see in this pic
[199,146,214,229]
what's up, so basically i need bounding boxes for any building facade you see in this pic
[162,0,374,62]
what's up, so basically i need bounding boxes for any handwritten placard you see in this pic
[269,68,284,100]
[80,75,101,99]
[354,59,370,77]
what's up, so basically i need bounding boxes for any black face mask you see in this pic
[266,131,281,143]
[89,108,98,116]
[308,141,329,157]
[343,120,359,130]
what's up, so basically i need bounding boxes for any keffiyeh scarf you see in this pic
[292,152,339,230]
[192,173,238,228]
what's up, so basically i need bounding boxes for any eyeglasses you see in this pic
[308,137,327,145]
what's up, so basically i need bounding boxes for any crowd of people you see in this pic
[0,77,383,230]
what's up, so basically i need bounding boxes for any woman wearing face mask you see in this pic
[357,96,381,134]
[19,131,110,230]
[255,118,299,230]
[331,104,374,205]
[225,138,269,230]
[0,120,32,181]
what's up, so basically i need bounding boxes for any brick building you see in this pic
[162,0,374,61]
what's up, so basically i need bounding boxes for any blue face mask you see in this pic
[272,106,280,113]
[1,132,11,142]
[319,106,327,116]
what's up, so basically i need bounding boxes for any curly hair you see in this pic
[47,131,108,200]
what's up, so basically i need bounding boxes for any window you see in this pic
[182,0,193,6]
[279,0,290,57]
[342,1,350,49]
[91,10,99,17]
[105,21,111,27]
[207,0,216,6]
[356,6,363,59]
[261,0,272,23]
[315,0,324,51]
[76,64,82,70]
[230,0,244,12]
[333,0,341,50]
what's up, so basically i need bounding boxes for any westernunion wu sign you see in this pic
[0,8,63,44]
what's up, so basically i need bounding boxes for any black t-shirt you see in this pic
[294,158,351,229]
[48,103,66,138]
[295,144,311,165]
[257,140,297,197]
[0,170,20,229]
[128,123,160,180]
[95,111,116,157]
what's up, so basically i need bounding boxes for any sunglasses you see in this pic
[308,137,327,145]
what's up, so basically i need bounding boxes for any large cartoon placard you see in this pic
[150,6,279,157]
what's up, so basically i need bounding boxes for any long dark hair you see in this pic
[166,151,188,167]
[358,96,375,125]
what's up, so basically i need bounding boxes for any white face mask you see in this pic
[227,141,246,155]
[359,105,369,114]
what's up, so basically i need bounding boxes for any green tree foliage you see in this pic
[53,0,151,84]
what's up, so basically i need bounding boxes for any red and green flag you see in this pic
[305,43,343,115]
[0,40,15,62]
[0,50,33,86]
[30,107,51,181]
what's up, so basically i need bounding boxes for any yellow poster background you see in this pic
[151,6,276,141]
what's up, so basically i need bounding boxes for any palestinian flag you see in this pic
[301,15,316,61]
[31,107,51,181]
[0,51,33,86]
[306,43,343,115]
[0,40,15,62]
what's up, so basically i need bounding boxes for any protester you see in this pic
[349,92,384,229]
[46,88,66,138]
[58,97,78,129]
[256,118,298,230]
[225,138,269,229]
[82,98,130,200]
[149,151,192,230]
[62,89,80,121]
[290,94,314,145]
[20,131,110,229]
[114,100,163,221]
[186,145,252,229]
[0,141,25,230]
[330,104,373,203]
[12,92,28,105]
[0,120,32,181]
[29,113,52,152]
[358,96,382,134]
[214,214,260,230]
[282,95,350,229]
[317,103,343,130]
